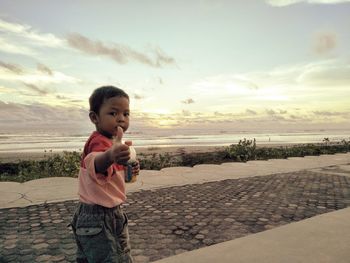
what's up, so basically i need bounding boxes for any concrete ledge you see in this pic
[154,207,350,263]
[1,153,349,208]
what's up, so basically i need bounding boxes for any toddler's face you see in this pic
[95,96,130,138]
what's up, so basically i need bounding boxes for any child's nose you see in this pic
[117,114,125,122]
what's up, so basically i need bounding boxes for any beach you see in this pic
[0,145,227,163]
[1,129,348,162]
[0,142,339,163]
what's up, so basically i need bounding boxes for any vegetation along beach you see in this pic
[1,138,349,183]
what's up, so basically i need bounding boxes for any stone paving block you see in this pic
[0,166,350,262]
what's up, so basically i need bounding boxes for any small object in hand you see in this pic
[124,145,137,183]
[124,162,137,183]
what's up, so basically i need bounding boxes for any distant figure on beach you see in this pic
[69,86,139,262]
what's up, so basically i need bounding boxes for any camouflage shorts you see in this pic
[70,202,133,263]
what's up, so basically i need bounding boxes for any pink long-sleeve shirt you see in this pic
[78,131,126,208]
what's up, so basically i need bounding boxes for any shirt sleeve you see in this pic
[83,135,115,185]
[84,152,115,185]
[88,136,111,153]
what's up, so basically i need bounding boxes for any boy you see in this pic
[70,86,139,263]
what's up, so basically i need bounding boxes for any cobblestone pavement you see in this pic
[1,167,350,263]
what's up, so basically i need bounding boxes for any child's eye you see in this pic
[110,112,117,117]
[124,112,130,117]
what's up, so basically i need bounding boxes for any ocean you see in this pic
[0,129,349,153]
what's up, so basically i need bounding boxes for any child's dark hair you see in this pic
[89,86,129,114]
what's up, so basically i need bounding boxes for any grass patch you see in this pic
[0,151,81,183]
[1,139,349,182]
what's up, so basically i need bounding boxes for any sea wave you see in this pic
[0,130,348,153]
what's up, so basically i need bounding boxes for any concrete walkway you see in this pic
[1,153,350,209]
[154,207,350,263]
[0,153,349,262]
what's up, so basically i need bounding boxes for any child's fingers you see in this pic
[116,143,129,151]
[113,149,130,164]
[115,157,130,165]
[125,140,132,146]
[132,161,140,175]
[113,126,124,143]
[131,160,139,167]
[132,168,139,176]
[111,143,129,155]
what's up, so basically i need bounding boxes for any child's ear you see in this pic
[89,111,98,124]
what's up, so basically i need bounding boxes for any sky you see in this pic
[0,0,349,135]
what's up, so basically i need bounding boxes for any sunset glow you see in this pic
[0,0,349,134]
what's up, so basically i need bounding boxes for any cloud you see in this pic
[182,109,192,116]
[66,33,176,68]
[0,85,13,94]
[56,95,69,100]
[0,61,24,74]
[133,105,350,134]
[214,111,225,117]
[187,58,349,122]
[279,109,288,114]
[246,109,257,115]
[0,62,80,85]
[134,108,350,130]
[1,100,348,133]
[312,32,337,55]
[0,18,64,48]
[0,18,65,57]
[192,75,260,97]
[233,77,259,90]
[313,110,347,116]
[0,101,88,130]
[55,94,85,105]
[297,60,350,86]
[256,59,350,90]
[266,0,350,6]
[23,83,49,95]
[152,47,176,67]
[134,94,145,100]
[159,107,350,130]
[182,98,195,104]
[266,109,277,115]
[37,63,53,76]
[0,37,36,56]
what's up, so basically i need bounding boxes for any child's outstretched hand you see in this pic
[131,160,140,176]
[124,140,139,181]
[110,126,130,165]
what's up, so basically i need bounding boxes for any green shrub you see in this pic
[0,151,81,182]
[180,150,227,167]
[225,138,256,162]
[1,139,349,182]
[140,153,181,170]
